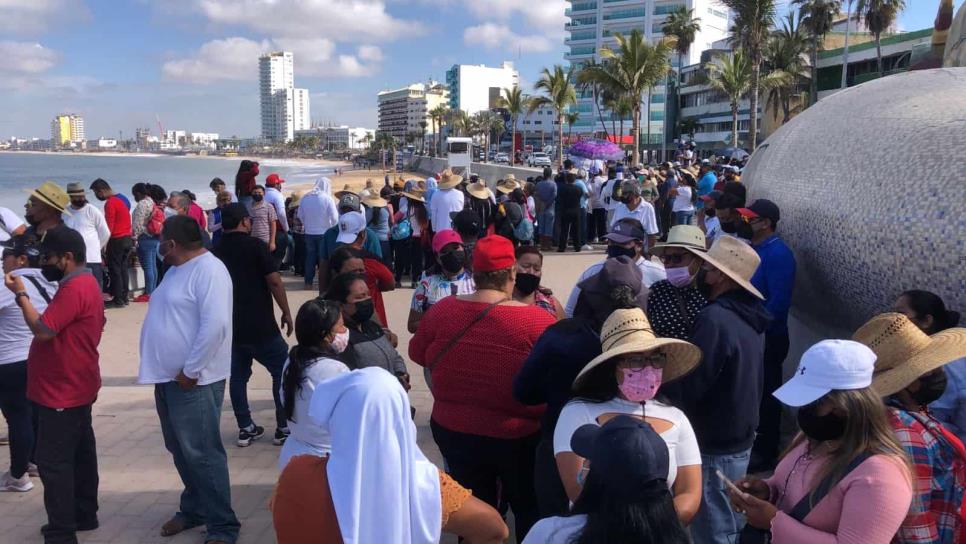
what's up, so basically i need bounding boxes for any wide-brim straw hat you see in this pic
[496,179,520,195]
[362,194,388,208]
[574,308,702,387]
[401,190,425,203]
[683,236,763,299]
[651,225,708,255]
[467,181,491,200]
[334,184,358,199]
[25,181,71,215]
[287,190,305,210]
[853,312,966,397]
[438,171,463,190]
[504,174,517,182]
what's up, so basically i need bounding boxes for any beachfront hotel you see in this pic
[50,114,85,148]
[259,51,311,143]
[445,62,519,115]
[376,81,449,141]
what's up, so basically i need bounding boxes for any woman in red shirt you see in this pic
[409,235,556,542]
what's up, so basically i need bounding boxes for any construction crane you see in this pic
[156,114,164,141]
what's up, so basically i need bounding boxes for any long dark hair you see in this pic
[573,284,640,333]
[324,272,367,304]
[147,184,167,205]
[281,298,343,423]
[569,470,689,544]
[900,290,961,333]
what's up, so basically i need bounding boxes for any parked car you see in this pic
[528,152,552,168]
[494,152,509,164]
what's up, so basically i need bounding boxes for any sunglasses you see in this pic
[660,252,694,266]
[617,352,668,370]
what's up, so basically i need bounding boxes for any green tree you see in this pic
[856,0,906,77]
[706,51,754,149]
[565,111,581,142]
[373,131,396,169]
[429,104,449,157]
[574,59,612,140]
[450,109,472,137]
[794,0,839,105]
[418,121,428,154]
[720,0,778,151]
[497,86,526,164]
[764,12,810,123]
[678,117,701,140]
[662,7,703,81]
[529,64,577,167]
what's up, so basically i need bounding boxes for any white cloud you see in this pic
[0,41,59,73]
[0,0,91,35]
[463,23,555,54]
[464,0,567,34]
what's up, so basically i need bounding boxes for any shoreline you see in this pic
[0,149,349,167]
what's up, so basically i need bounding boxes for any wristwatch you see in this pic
[15,291,29,301]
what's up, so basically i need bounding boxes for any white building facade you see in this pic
[377,82,448,141]
[445,62,519,115]
[260,51,311,142]
[295,126,375,150]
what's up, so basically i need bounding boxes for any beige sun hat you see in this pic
[496,178,520,195]
[574,308,703,387]
[853,312,966,397]
[362,194,388,208]
[504,174,517,182]
[287,190,306,210]
[25,181,72,215]
[438,170,463,190]
[334,184,357,199]
[467,180,492,200]
[684,236,763,299]
[401,190,425,203]
[651,225,708,255]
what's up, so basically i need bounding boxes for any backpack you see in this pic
[391,218,412,241]
[512,217,534,242]
[146,204,165,236]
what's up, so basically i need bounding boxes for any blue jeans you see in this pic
[537,208,555,237]
[155,380,240,543]
[691,449,751,544]
[673,211,694,226]
[303,234,326,286]
[229,334,288,430]
[137,235,160,294]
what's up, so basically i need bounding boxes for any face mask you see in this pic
[666,266,695,288]
[164,207,178,218]
[71,199,87,208]
[352,299,375,324]
[41,263,64,282]
[720,220,737,234]
[514,272,540,295]
[797,403,846,442]
[618,367,663,402]
[329,329,350,354]
[704,208,716,218]
[606,244,637,260]
[439,250,466,274]
[695,268,714,298]
[910,370,948,406]
[252,195,264,203]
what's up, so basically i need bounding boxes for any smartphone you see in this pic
[715,469,744,496]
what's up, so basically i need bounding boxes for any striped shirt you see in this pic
[249,201,277,245]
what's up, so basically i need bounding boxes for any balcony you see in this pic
[603,8,646,21]
[566,1,597,15]
[565,16,597,29]
[653,3,685,15]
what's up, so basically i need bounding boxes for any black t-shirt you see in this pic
[211,231,279,343]
[558,183,584,212]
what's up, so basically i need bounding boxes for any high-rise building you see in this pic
[50,114,85,148]
[377,81,448,141]
[259,51,311,142]
[445,62,519,115]
[564,0,729,145]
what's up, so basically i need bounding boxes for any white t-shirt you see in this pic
[705,215,722,243]
[429,188,464,232]
[522,515,587,544]
[63,204,110,264]
[138,252,233,386]
[672,186,694,213]
[278,356,350,470]
[564,257,667,318]
[553,397,701,488]
[0,207,25,243]
[611,200,659,236]
[0,269,56,365]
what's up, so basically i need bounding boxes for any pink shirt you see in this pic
[764,442,912,544]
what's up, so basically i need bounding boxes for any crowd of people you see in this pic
[0,154,964,544]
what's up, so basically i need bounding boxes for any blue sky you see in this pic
[0,0,958,139]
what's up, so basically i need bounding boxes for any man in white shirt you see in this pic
[610,181,659,250]
[297,177,339,289]
[62,183,110,291]
[0,206,26,243]
[564,218,667,317]
[700,191,723,245]
[429,172,465,233]
[137,215,239,544]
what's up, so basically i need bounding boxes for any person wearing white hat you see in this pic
[729,340,913,544]
[660,235,770,544]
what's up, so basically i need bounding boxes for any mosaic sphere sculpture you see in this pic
[741,68,966,331]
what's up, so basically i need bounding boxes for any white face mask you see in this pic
[330,329,350,354]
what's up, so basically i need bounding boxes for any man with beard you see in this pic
[90,179,133,308]
[63,183,110,293]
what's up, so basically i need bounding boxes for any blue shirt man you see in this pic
[696,164,716,211]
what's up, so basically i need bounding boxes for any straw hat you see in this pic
[684,236,763,299]
[287,190,305,210]
[438,170,463,190]
[25,181,71,215]
[574,308,702,387]
[66,182,86,196]
[651,225,707,255]
[334,184,357,199]
[362,194,388,208]
[467,180,492,200]
[853,313,966,397]
[496,178,520,195]
[401,190,425,203]
[504,174,517,182]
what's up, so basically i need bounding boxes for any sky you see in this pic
[0,0,959,140]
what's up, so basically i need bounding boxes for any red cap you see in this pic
[265,173,284,186]
[473,235,516,273]
[432,229,463,254]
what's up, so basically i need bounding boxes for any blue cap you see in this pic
[604,218,646,244]
[571,415,670,499]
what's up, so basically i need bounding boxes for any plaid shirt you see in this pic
[888,402,966,544]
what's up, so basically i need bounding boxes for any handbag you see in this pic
[423,298,506,392]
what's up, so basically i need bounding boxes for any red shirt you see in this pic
[188,202,208,230]
[27,271,104,408]
[409,297,555,439]
[104,195,132,238]
[363,258,394,327]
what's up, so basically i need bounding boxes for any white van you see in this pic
[446,137,473,177]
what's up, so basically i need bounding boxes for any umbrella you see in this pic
[567,139,625,161]
[719,147,750,160]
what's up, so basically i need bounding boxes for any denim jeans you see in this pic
[155,380,240,543]
[229,334,288,430]
[87,263,104,293]
[537,208,555,237]
[673,210,694,226]
[303,233,326,286]
[690,448,751,544]
[137,235,160,294]
[0,361,33,479]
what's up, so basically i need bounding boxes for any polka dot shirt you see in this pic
[646,280,709,340]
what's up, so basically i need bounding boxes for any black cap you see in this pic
[715,192,742,210]
[571,415,670,499]
[603,218,646,243]
[1,232,42,257]
[39,225,86,259]
[220,203,250,230]
[738,199,780,224]
[452,209,482,236]
[338,193,361,213]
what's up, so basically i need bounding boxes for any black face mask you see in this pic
[352,298,375,324]
[797,403,846,442]
[252,195,264,203]
[910,370,948,406]
[606,245,637,260]
[695,268,713,298]
[25,214,40,227]
[720,220,738,234]
[439,250,466,274]
[71,199,87,208]
[514,272,540,296]
[41,263,64,282]
[704,208,716,218]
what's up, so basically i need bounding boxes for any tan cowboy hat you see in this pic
[401,190,425,203]
[496,178,520,195]
[25,181,71,215]
[287,190,306,210]
[651,225,707,255]
[684,236,763,299]
[504,174,517,182]
[362,194,388,208]
[467,180,492,200]
[575,308,702,387]
[438,170,463,190]
[65,182,86,196]
[334,184,358,199]
[853,313,966,397]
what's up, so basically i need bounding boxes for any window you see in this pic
[654,3,685,15]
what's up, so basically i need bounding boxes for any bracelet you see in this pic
[15,291,29,301]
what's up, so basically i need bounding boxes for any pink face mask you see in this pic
[618,367,663,402]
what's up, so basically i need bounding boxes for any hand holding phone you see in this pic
[716,469,745,497]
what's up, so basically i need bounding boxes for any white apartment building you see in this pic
[445,62,519,115]
[260,51,311,142]
[511,103,561,148]
[377,81,448,141]
[189,132,221,145]
[564,0,729,142]
[163,130,187,144]
[295,126,375,150]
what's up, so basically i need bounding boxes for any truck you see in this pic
[446,137,473,177]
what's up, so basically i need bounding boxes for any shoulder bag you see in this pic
[424,298,506,392]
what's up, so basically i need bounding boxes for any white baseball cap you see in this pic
[336,211,366,244]
[773,339,877,407]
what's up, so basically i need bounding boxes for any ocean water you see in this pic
[0,152,337,212]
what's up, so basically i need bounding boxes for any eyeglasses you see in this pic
[660,252,694,266]
[617,352,667,369]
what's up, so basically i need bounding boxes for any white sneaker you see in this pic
[581,244,593,251]
[1,471,34,492]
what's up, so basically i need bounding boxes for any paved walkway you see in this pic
[0,250,600,543]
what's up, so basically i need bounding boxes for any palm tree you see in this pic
[678,117,701,140]
[856,0,906,77]
[429,104,449,157]
[362,132,374,149]
[498,86,526,164]
[662,6,702,80]
[373,131,397,170]
[450,109,472,137]
[706,51,753,149]
[530,64,577,167]
[611,95,634,146]
[764,12,810,123]
[794,0,839,105]
[417,121,428,154]
[565,111,581,142]
[575,59,612,140]
[596,29,676,165]
[487,111,506,158]
[720,0,778,151]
